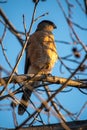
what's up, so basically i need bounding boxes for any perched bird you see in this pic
[18,20,58,115]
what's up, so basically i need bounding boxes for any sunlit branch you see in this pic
[0,74,87,88]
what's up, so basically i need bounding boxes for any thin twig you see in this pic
[34,12,49,22]
[1,42,13,70]
[0,9,24,47]
[76,102,87,120]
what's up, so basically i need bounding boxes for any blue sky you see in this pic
[0,0,87,128]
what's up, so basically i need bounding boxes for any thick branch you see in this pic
[0,74,87,88]
[2,120,87,130]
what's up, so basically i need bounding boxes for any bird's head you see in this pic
[36,20,57,31]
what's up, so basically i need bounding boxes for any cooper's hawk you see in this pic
[18,20,58,115]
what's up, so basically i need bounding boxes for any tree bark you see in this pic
[2,120,87,130]
[0,74,87,88]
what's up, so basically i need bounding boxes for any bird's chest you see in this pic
[40,36,57,61]
[28,32,58,67]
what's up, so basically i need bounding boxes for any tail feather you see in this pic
[18,88,32,115]
[18,81,40,115]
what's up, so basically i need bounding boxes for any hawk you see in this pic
[18,20,58,115]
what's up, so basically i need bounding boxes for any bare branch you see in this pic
[0,9,24,47]
[0,74,87,88]
[5,120,87,130]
